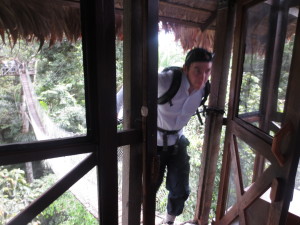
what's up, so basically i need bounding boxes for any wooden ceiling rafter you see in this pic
[160,1,215,14]
[159,16,214,30]
[61,0,80,8]
[115,11,215,31]
[199,10,217,31]
[115,1,217,30]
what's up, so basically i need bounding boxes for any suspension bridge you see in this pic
[1,60,167,224]
[1,60,99,218]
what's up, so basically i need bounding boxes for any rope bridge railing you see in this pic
[19,65,74,140]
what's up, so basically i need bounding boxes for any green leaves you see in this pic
[0,166,32,224]
[0,167,98,224]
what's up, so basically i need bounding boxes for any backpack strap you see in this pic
[200,80,210,107]
[196,80,211,125]
[157,67,182,106]
[158,66,211,126]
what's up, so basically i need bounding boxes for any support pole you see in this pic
[194,0,235,224]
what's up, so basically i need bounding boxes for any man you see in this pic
[117,47,213,224]
[156,48,213,224]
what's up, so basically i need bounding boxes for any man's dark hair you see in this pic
[184,48,214,69]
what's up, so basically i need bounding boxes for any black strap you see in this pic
[157,127,180,134]
[206,107,225,115]
[196,108,203,125]
[157,68,182,105]
[157,127,180,151]
[195,80,210,125]
[200,80,210,106]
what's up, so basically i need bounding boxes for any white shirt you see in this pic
[157,70,205,146]
[116,70,205,146]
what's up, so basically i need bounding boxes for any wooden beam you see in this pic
[0,137,95,166]
[115,8,215,30]
[231,136,244,196]
[159,16,214,29]
[260,0,285,134]
[81,0,118,224]
[267,6,300,225]
[159,1,215,14]
[121,0,144,224]
[60,0,80,8]
[96,0,119,222]
[7,153,96,225]
[231,136,247,225]
[141,0,158,224]
[199,10,217,31]
[214,203,239,225]
[195,0,235,224]
[232,120,278,166]
[216,165,276,224]
[117,129,143,147]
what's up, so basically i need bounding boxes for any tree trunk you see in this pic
[25,162,34,183]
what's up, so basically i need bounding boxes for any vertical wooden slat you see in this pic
[215,0,249,221]
[142,0,158,224]
[231,136,244,197]
[231,136,247,225]
[122,0,144,224]
[82,0,118,224]
[122,0,158,224]
[195,0,235,224]
[264,4,289,128]
[259,0,280,133]
[215,0,255,222]
[267,4,300,225]
[96,0,118,223]
[215,140,233,221]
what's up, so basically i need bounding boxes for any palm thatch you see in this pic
[3,0,297,54]
[0,0,81,48]
[161,22,215,52]
[158,0,217,51]
[0,0,218,51]
[115,0,218,51]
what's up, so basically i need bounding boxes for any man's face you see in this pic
[184,61,212,91]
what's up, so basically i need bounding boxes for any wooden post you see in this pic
[81,0,118,224]
[267,4,300,224]
[141,0,158,225]
[120,0,158,224]
[195,0,235,224]
[122,0,144,224]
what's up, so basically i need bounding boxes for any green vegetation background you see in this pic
[0,32,299,224]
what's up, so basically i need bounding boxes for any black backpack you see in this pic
[157,66,210,125]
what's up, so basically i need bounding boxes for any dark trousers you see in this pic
[155,135,190,216]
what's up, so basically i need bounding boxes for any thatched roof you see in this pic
[115,0,217,51]
[0,0,81,48]
[1,0,298,53]
[0,0,218,51]
[159,0,217,52]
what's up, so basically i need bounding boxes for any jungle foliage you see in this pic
[0,31,299,225]
[0,39,90,224]
[0,167,97,224]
